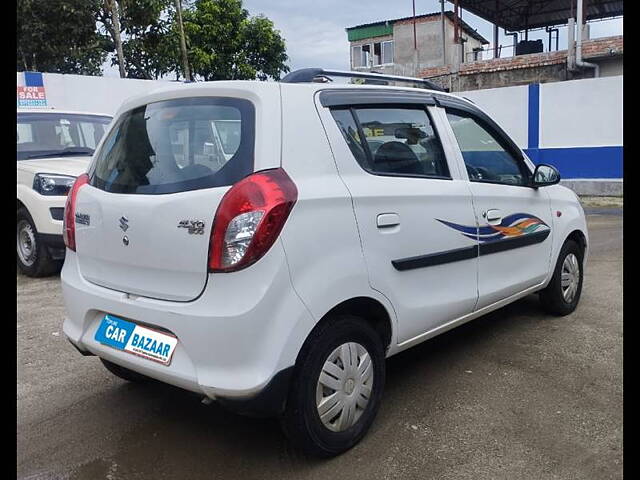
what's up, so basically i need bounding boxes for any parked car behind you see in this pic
[61,70,588,457]
[17,109,112,276]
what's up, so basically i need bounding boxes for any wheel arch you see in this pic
[304,296,394,355]
[566,229,587,254]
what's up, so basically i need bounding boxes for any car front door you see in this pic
[318,95,480,345]
[441,107,554,310]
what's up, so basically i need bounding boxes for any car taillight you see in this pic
[209,168,297,272]
[63,173,89,252]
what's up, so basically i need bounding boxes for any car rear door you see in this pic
[317,90,480,345]
[439,102,554,310]
[73,91,277,302]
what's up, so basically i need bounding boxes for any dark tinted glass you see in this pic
[446,111,529,186]
[90,97,254,194]
[332,107,449,178]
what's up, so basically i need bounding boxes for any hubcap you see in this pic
[561,253,580,303]
[316,342,374,432]
[17,220,37,267]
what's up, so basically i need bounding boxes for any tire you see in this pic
[16,207,60,277]
[100,358,150,383]
[539,239,584,316]
[280,314,386,457]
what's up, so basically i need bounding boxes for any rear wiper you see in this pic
[24,147,95,159]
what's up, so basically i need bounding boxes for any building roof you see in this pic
[346,11,490,45]
[446,0,623,32]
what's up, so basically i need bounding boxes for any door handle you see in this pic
[377,213,400,228]
[483,209,503,225]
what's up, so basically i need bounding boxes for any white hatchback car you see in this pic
[61,69,588,457]
[17,109,112,276]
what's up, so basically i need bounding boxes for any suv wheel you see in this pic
[281,314,385,457]
[100,358,150,383]
[539,239,584,316]
[17,207,59,277]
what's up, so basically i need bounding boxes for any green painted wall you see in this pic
[347,24,393,42]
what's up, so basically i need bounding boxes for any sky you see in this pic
[103,0,623,78]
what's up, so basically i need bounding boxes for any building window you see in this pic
[382,41,394,64]
[352,44,371,67]
[353,41,393,67]
[361,44,371,66]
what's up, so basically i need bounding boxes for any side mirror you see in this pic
[531,163,560,188]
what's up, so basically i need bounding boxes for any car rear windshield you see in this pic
[89,97,255,194]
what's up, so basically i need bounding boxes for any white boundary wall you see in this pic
[17,72,170,116]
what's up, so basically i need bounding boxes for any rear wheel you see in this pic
[280,315,385,457]
[100,358,150,383]
[540,239,584,316]
[16,207,60,277]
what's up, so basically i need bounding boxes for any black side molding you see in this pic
[392,230,551,271]
[392,245,478,271]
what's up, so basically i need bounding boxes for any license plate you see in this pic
[94,314,178,366]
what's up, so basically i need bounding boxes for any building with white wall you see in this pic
[16,71,169,116]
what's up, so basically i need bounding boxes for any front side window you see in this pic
[332,107,449,178]
[446,111,529,186]
[17,113,112,160]
[91,97,254,194]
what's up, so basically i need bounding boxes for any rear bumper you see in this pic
[61,241,315,416]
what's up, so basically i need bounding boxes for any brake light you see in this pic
[209,168,297,272]
[63,173,89,252]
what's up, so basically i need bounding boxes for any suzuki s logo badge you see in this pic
[122,235,129,246]
[119,216,129,232]
[177,220,205,235]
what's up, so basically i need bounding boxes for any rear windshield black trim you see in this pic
[88,97,255,195]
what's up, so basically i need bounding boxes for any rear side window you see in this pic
[331,107,449,178]
[90,97,254,194]
[446,111,529,186]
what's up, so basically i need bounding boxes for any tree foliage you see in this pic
[17,0,109,75]
[97,0,178,79]
[17,0,289,81]
[183,0,289,81]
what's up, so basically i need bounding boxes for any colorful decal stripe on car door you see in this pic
[392,214,551,271]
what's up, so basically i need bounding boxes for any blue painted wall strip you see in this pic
[527,83,540,150]
[524,146,623,179]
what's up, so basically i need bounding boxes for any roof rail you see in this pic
[280,68,446,92]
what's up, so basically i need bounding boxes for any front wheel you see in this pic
[280,315,386,457]
[540,239,584,316]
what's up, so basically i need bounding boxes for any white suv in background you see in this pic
[17,110,112,276]
[61,69,588,457]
